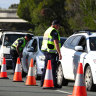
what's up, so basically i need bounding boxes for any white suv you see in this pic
[57,30,96,91]
[0,31,33,68]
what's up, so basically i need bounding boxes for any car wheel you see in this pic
[57,64,68,87]
[85,66,94,91]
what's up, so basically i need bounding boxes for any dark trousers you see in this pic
[41,51,57,87]
[10,49,19,72]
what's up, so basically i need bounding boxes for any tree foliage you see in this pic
[9,4,18,9]
[17,0,72,36]
[65,0,96,31]
[17,0,96,36]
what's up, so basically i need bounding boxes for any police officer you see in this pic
[41,20,62,88]
[10,34,32,73]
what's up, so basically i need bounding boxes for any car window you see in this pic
[90,37,96,51]
[39,38,43,50]
[78,36,86,51]
[26,40,33,48]
[4,34,26,46]
[64,35,82,49]
[70,36,82,49]
[64,36,75,48]
[31,39,37,52]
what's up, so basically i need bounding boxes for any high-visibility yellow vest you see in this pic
[41,26,61,53]
[11,37,26,52]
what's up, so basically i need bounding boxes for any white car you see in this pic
[22,36,67,78]
[22,36,44,78]
[57,30,96,91]
[0,30,33,68]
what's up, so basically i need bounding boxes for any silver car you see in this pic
[22,36,66,78]
[22,36,44,78]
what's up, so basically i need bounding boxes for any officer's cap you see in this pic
[52,20,60,26]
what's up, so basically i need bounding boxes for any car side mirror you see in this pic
[27,47,34,52]
[75,46,83,52]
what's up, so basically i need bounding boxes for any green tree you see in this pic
[17,0,72,36]
[9,4,18,9]
[65,0,96,31]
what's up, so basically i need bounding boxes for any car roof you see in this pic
[33,36,43,39]
[2,32,30,35]
[33,36,67,39]
[0,29,33,35]
[72,30,96,38]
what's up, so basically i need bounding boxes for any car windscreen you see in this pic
[39,38,43,50]
[4,34,26,46]
[89,37,96,51]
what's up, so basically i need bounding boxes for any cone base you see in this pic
[0,72,8,78]
[25,76,36,86]
[42,87,54,89]
[13,81,24,82]
[72,86,87,96]
[13,72,23,82]
[43,80,54,88]
[0,77,9,79]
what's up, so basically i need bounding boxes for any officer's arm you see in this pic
[16,44,21,56]
[51,30,62,60]
[54,40,62,60]
[16,39,23,57]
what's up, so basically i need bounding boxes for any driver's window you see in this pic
[78,37,86,51]
[27,40,33,48]
[31,39,37,52]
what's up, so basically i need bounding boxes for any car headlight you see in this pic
[39,56,45,61]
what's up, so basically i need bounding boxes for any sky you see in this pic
[0,0,20,9]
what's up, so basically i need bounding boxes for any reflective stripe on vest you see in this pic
[41,27,61,53]
[11,37,26,52]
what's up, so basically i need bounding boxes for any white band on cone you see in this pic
[28,67,35,76]
[75,74,85,86]
[1,65,6,72]
[44,69,53,80]
[15,64,21,72]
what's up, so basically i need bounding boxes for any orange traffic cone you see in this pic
[0,57,8,79]
[68,63,87,96]
[43,60,54,88]
[13,57,23,82]
[25,59,37,86]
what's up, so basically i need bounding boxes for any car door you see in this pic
[73,36,87,78]
[61,35,83,80]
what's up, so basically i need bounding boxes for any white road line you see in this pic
[56,90,72,95]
